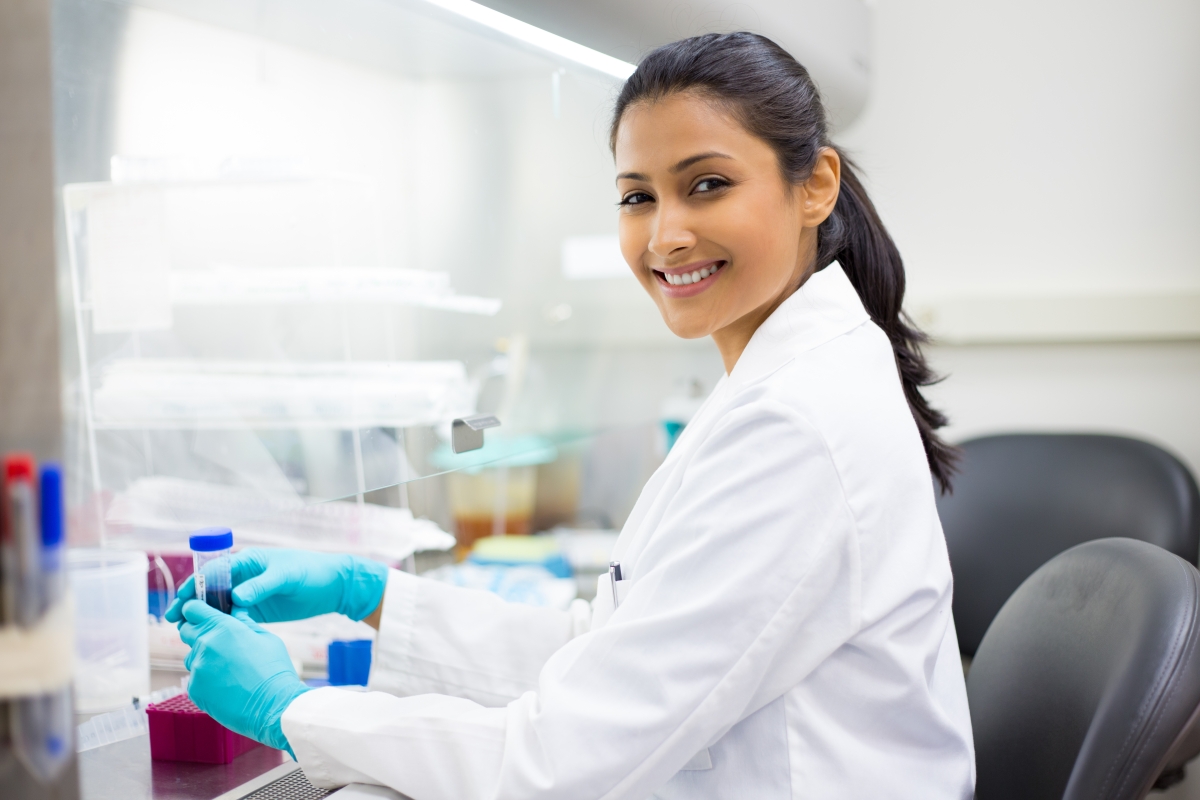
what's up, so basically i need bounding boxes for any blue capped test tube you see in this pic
[189,527,234,614]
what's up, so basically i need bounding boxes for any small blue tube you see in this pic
[328,640,372,686]
[39,463,63,549]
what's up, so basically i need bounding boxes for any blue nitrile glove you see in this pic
[166,548,388,624]
[178,599,310,755]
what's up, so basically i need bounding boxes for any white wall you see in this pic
[837,0,1200,476]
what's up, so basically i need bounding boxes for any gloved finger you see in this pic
[179,620,202,648]
[229,548,270,587]
[183,635,199,671]
[230,606,266,631]
[180,598,232,637]
[234,611,268,634]
[231,561,300,608]
[164,575,197,623]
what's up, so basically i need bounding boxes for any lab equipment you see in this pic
[68,548,151,713]
[75,684,184,752]
[468,534,572,578]
[166,548,389,625]
[2,456,76,784]
[450,414,501,454]
[108,477,454,563]
[190,527,234,614]
[327,640,372,686]
[147,552,190,620]
[147,692,264,763]
[422,562,577,610]
[178,599,309,754]
[3,454,40,626]
[433,435,558,557]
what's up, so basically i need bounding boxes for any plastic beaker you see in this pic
[68,549,150,713]
[189,528,233,614]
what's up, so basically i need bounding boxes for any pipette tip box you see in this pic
[146,694,264,763]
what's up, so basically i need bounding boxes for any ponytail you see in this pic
[818,153,958,491]
[612,32,959,492]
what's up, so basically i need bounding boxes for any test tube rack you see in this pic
[146,694,264,764]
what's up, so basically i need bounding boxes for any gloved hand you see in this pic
[166,548,388,624]
[177,600,310,755]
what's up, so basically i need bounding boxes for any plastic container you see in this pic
[189,527,233,614]
[327,640,372,686]
[146,693,263,763]
[432,436,558,558]
[469,535,572,578]
[147,552,193,620]
[68,549,151,713]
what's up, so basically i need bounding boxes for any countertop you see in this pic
[78,731,288,800]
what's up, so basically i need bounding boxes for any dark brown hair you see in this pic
[611,32,958,492]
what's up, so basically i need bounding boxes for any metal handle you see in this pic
[451,414,501,454]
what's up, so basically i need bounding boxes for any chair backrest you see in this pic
[968,538,1200,800]
[938,433,1200,656]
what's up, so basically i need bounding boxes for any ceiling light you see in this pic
[420,0,636,80]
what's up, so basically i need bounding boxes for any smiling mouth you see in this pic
[654,261,727,287]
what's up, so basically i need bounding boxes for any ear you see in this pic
[799,147,841,228]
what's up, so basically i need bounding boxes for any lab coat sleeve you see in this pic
[283,397,863,799]
[365,568,585,706]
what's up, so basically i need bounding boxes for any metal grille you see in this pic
[240,769,333,800]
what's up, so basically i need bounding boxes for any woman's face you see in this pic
[613,92,839,367]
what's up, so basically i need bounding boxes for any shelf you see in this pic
[91,359,474,430]
[168,267,501,314]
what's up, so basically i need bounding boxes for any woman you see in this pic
[168,32,974,799]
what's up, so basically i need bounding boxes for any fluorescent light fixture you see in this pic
[421,0,637,79]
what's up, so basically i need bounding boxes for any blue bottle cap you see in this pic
[189,527,233,552]
[327,639,373,686]
[38,463,64,549]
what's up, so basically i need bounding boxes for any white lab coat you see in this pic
[283,262,976,799]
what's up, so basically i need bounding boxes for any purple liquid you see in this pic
[205,586,232,614]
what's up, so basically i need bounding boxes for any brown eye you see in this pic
[693,177,729,194]
[619,191,653,206]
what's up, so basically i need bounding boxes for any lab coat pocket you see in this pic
[591,574,634,630]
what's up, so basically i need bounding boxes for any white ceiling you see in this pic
[473,0,872,128]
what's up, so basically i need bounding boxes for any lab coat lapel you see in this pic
[610,261,871,582]
[727,261,871,393]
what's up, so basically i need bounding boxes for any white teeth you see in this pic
[663,264,724,287]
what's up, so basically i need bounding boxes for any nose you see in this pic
[647,201,696,260]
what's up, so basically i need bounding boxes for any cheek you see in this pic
[717,195,799,286]
[618,215,651,277]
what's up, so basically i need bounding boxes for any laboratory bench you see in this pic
[78,668,303,800]
[78,731,290,800]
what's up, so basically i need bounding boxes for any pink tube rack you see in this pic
[146,694,264,764]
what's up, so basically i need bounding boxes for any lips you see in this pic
[652,260,726,295]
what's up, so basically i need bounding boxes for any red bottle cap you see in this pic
[3,453,35,482]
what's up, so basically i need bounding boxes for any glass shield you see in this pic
[55,0,726,560]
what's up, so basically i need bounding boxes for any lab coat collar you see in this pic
[726,261,871,391]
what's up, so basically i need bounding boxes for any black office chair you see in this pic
[938,434,1200,657]
[968,538,1200,799]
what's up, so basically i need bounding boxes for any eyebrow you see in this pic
[616,151,734,183]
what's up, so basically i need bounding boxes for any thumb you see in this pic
[180,598,227,627]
